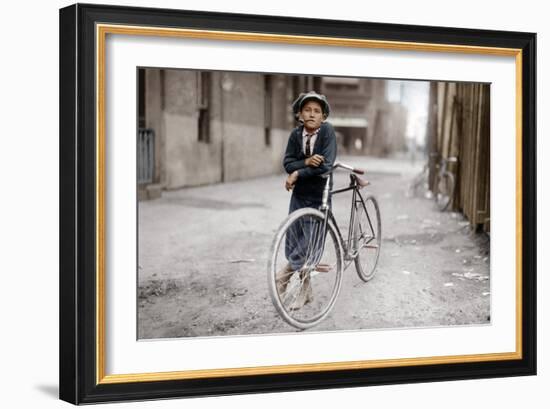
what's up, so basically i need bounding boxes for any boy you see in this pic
[277,91,337,309]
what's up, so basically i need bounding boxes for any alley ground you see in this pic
[137,155,490,339]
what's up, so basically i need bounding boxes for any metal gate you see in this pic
[138,128,155,184]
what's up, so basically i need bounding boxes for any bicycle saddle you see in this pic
[350,174,370,188]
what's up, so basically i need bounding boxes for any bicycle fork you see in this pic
[305,174,333,270]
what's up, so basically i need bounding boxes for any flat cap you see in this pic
[291,90,331,119]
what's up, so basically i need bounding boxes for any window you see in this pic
[197,71,211,143]
[264,75,272,146]
[138,68,146,128]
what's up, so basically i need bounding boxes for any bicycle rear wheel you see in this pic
[353,194,381,282]
[268,208,343,329]
[435,171,455,211]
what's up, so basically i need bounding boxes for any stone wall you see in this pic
[143,69,298,191]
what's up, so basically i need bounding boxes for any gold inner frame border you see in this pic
[95,23,523,385]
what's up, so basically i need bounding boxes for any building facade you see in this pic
[139,70,410,199]
[140,69,324,198]
[321,77,408,156]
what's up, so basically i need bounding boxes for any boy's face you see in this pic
[300,100,324,131]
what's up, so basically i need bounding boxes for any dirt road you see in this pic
[137,156,490,339]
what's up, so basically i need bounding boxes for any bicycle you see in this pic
[408,153,457,212]
[433,156,457,211]
[406,152,439,199]
[267,162,381,329]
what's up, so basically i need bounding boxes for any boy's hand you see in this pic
[285,171,299,191]
[305,154,324,168]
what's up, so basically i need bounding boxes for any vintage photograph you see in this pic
[136,68,490,339]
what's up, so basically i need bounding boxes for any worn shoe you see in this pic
[275,263,294,295]
[290,271,313,310]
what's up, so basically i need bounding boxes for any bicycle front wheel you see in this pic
[435,171,455,211]
[353,194,381,282]
[268,208,343,329]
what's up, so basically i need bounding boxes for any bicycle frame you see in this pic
[438,156,458,174]
[318,171,376,271]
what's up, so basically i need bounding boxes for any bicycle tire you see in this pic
[353,194,381,282]
[268,207,343,329]
[435,171,455,211]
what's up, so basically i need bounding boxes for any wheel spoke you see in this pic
[269,209,342,328]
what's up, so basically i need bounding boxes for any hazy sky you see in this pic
[387,79,430,145]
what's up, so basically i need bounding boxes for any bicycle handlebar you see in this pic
[428,152,458,163]
[334,162,365,174]
[321,162,365,177]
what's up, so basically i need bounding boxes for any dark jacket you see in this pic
[283,122,337,199]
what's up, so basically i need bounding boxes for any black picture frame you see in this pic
[59,3,536,405]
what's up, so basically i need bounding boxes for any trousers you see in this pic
[284,193,331,271]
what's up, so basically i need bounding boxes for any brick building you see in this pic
[138,69,410,199]
[321,77,408,156]
[139,69,323,198]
